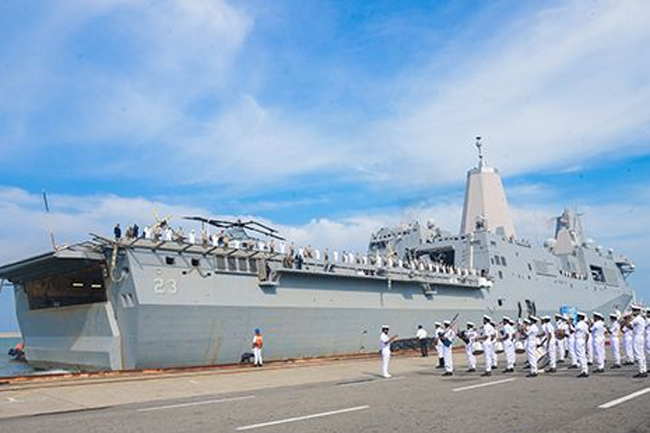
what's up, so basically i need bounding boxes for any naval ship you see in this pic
[0,142,636,371]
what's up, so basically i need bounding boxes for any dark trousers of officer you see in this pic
[419,339,429,357]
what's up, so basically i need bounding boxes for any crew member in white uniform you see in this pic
[380,325,398,378]
[490,319,499,369]
[541,316,557,373]
[416,325,428,357]
[575,312,590,378]
[434,322,445,369]
[442,320,456,376]
[480,315,496,376]
[628,305,647,378]
[555,314,567,363]
[524,316,540,377]
[591,312,606,373]
[502,317,516,373]
[463,322,477,372]
[608,312,622,369]
[622,312,635,365]
[645,309,650,360]
[566,315,579,369]
[586,317,594,366]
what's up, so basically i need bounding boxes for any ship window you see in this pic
[191,258,200,267]
[238,257,248,272]
[490,257,495,265]
[249,259,258,273]
[498,270,503,279]
[494,256,501,266]
[501,256,507,266]
[216,255,226,270]
[490,241,497,246]
[227,257,237,271]
[527,263,532,271]
[497,298,504,307]
[165,256,175,266]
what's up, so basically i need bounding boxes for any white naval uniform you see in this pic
[586,325,594,365]
[568,324,579,367]
[543,322,556,369]
[380,332,392,378]
[482,323,496,373]
[525,323,539,374]
[592,319,606,370]
[465,329,478,370]
[442,328,456,373]
[631,315,647,374]
[609,321,621,366]
[435,327,445,362]
[503,323,516,370]
[575,319,590,375]
[556,321,568,361]
[623,326,634,364]
[645,318,650,357]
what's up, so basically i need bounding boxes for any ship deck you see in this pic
[1,352,649,432]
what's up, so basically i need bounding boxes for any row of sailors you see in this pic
[133,226,479,277]
[425,306,650,378]
[557,269,588,280]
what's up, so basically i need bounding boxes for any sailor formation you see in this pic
[381,304,650,379]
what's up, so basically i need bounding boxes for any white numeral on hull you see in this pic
[154,278,178,294]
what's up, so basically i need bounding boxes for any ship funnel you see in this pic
[460,137,517,238]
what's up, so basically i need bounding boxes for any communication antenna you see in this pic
[475,136,484,168]
[42,190,58,251]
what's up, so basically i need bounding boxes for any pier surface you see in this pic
[1,353,649,432]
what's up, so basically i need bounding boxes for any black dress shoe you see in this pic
[611,364,622,369]
[568,365,578,369]
[481,371,492,377]
[466,368,476,373]
[588,362,593,366]
[442,371,453,376]
[546,368,557,373]
[594,368,605,374]
[633,372,648,378]
[577,372,589,378]
[526,373,538,378]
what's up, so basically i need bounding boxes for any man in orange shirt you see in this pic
[252,328,264,367]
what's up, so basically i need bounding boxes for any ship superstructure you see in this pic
[0,143,635,371]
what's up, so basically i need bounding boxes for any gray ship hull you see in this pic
[9,242,634,371]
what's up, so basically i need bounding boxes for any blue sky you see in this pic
[1,0,650,331]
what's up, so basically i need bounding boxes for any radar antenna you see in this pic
[475,136,484,169]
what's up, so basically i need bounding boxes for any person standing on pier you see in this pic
[416,325,428,357]
[441,320,456,376]
[575,312,590,378]
[380,325,398,378]
[608,312,622,369]
[628,305,647,378]
[434,322,445,369]
[252,328,264,367]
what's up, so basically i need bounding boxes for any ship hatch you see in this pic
[0,248,107,310]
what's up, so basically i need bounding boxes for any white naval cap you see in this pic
[593,312,604,319]
[434,321,442,327]
[483,314,492,321]
[541,315,551,321]
[554,313,564,319]
[502,316,511,322]
[466,321,475,327]
[631,304,642,311]
[381,324,390,329]
[576,311,586,318]
[523,318,531,324]
[443,320,451,326]
[609,312,619,319]
[529,315,539,322]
